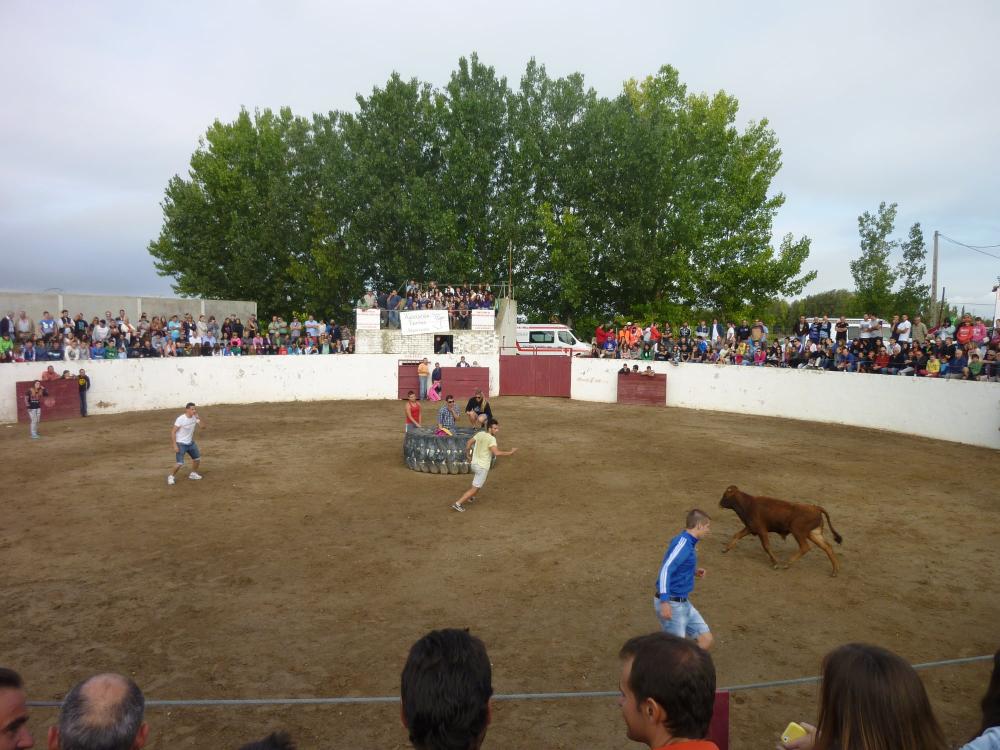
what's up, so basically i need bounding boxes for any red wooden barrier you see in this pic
[397,361,421,399]
[439,367,489,403]
[398,363,489,402]
[499,355,571,397]
[15,378,81,423]
[708,691,730,750]
[616,373,666,406]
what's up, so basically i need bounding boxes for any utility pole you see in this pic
[931,230,939,305]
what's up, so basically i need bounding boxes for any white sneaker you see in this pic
[167,475,176,485]
[188,472,202,480]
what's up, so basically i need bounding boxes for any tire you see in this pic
[403,426,481,476]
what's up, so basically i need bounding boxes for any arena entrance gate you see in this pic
[498,355,571,397]
[397,361,489,401]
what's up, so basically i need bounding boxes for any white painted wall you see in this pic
[0,355,501,423]
[3,356,997,450]
[571,359,1000,450]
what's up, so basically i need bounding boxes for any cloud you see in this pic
[1,0,997,304]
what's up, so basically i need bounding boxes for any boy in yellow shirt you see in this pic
[451,418,517,512]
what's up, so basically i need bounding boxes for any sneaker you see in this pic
[451,502,465,512]
[188,472,202,480]
[167,475,176,485]
[31,435,40,440]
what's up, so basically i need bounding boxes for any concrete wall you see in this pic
[355,329,498,356]
[0,354,501,423]
[2,356,997,449]
[0,291,256,324]
[570,359,1000,449]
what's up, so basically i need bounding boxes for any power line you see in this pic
[938,233,1000,260]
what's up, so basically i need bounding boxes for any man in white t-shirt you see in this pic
[168,402,205,484]
[451,418,517,512]
[896,314,912,348]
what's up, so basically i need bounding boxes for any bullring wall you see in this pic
[571,359,1000,450]
[0,355,501,424]
[2,356,997,449]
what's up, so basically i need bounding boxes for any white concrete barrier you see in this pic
[3,356,997,449]
[570,359,1000,450]
[0,355,501,423]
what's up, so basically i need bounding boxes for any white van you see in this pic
[512,324,591,356]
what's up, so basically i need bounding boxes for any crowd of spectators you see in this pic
[0,308,357,363]
[356,281,497,329]
[595,313,1000,381]
[3,638,996,749]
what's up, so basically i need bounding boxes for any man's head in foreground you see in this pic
[618,633,716,748]
[401,629,493,750]
[48,673,147,750]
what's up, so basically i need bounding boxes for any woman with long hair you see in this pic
[962,649,1000,749]
[781,643,947,750]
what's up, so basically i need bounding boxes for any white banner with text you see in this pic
[400,309,450,336]
[355,308,381,331]
[471,309,495,331]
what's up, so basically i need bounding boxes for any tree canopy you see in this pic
[149,55,815,324]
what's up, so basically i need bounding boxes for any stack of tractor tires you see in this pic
[403,427,494,474]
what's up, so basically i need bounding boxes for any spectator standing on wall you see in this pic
[897,314,912,349]
[0,311,14,340]
[15,312,34,343]
[910,315,927,345]
[25,380,48,440]
[793,315,809,343]
[834,316,849,346]
[77,369,90,417]
[417,358,430,400]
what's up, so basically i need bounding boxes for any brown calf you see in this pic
[719,485,843,576]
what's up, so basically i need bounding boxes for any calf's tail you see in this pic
[821,507,843,544]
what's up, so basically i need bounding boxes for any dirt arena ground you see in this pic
[3,396,998,749]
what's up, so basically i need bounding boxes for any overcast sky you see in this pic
[2,0,998,314]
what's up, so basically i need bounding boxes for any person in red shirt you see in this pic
[955,314,974,345]
[618,633,720,750]
[595,323,609,347]
[404,390,421,432]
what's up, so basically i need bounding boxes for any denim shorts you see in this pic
[653,597,710,639]
[175,442,200,464]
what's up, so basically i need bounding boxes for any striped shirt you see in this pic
[655,530,699,600]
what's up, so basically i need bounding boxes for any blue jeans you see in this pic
[175,442,200,464]
[419,375,429,400]
[653,597,710,639]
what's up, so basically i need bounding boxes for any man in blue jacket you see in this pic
[654,509,714,650]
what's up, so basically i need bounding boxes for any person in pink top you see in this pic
[618,633,720,750]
